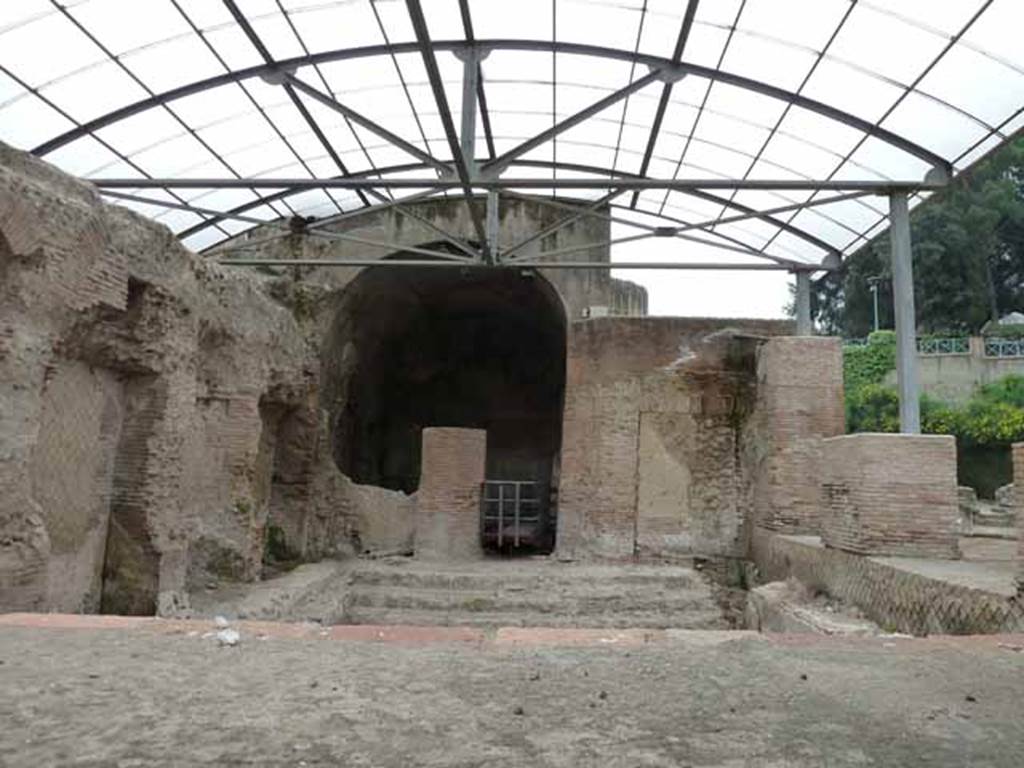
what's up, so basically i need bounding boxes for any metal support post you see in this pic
[889,191,920,433]
[486,189,499,263]
[456,48,480,173]
[794,270,812,335]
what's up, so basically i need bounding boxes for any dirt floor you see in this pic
[1,616,1023,766]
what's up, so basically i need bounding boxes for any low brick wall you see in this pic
[751,529,1023,635]
[415,428,486,560]
[820,433,960,559]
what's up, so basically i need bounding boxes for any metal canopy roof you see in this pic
[1,0,1023,271]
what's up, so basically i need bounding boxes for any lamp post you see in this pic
[867,275,882,332]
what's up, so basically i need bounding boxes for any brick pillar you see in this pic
[820,433,960,559]
[415,428,487,560]
[751,337,845,534]
[1013,443,1024,594]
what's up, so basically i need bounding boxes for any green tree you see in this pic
[814,137,1024,336]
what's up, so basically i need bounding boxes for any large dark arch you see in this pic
[322,253,567,500]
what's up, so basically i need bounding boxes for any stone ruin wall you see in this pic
[820,433,960,559]
[2,139,860,618]
[556,317,832,561]
[0,143,653,615]
[745,337,846,536]
[0,144,331,614]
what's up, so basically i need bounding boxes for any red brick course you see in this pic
[748,337,845,535]
[416,428,487,559]
[820,433,960,559]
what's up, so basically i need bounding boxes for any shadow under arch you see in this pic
[321,246,568,515]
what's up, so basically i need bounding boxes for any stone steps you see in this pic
[346,585,716,613]
[342,606,726,629]
[347,567,703,592]
[338,559,729,629]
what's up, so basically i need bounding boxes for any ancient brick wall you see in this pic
[416,428,487,560]
[1,143,316,614]
[745,337,845,536]
[27,361,122,612]
[557,317,792,560]
[819,434,960,559]
[752,529,1023,635]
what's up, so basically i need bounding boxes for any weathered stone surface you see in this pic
[744,337,845,536]
[744,580,879,635]
[557,317,795,559]
[820,433,961,559]
[416,428,487,560]
[753,530,1023,635]
[0,142,316,613]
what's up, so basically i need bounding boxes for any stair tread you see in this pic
[341,606,727,629]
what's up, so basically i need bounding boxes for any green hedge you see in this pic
[844,373,1024,447]
[843,330,896,395]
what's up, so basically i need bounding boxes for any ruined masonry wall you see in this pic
[820,433,961,559]
[0,143,316,614]
[415,428,487,560]
[752,529,1023,635]
[746,337,845,535]
[557,317,793,560]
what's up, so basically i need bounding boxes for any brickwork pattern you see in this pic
[0,166,126,313]
[1,143,316,614]
[416,428,487,560]
[747,337,845,536]
[28,361,122,612]
[558,318,791,559]
[820,433,960,559]
[753,529,1023,635]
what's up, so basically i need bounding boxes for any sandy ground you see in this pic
[1,616,1023,767]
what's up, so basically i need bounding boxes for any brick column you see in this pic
[415,428,487,560]
[820,433,960,559]
[751,337,845,534]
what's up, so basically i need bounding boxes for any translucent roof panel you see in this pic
[0,0,1020,263]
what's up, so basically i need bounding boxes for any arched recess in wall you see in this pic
[322,248,568,496]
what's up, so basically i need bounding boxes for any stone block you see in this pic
[415,428,487,560]
[820,433,960,559]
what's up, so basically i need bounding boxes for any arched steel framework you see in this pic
[9,0,1017,273]
[5,0,1024,437]
[25,32,963,266]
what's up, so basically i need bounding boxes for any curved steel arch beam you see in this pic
[173,157,833,264]
[680,188,839,258]
[32,39,950,173]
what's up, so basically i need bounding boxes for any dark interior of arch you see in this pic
[325,257,567,501]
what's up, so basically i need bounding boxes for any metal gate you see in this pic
[479,480,549,550]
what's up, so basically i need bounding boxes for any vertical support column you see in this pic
[794,270,812,336]
[889,191,920,434]
[486,189,499,262]
[457,48,479,172]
